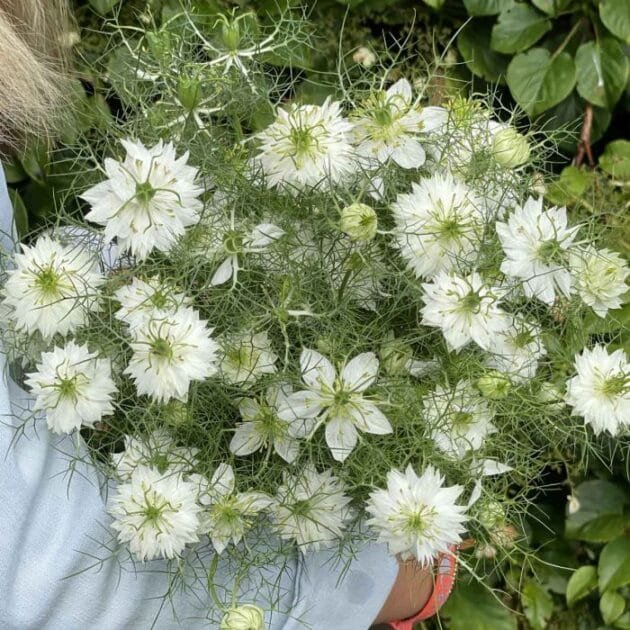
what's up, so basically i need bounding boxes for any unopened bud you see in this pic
[567,494,580,514]
[475,543,498,560]
[477,499,506,530]
[380,333,413,377]
[163,401,191,426]
[220,604,265,630]
[178,76,202,111]
[221,19,241,51]
[492,128,531,168]
[477,371,511,400]
[340,203,378,241]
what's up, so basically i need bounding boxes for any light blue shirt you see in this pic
[0,166,398,629]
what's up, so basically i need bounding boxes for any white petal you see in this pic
[325,416,358,462]
[392,137,425,169]
[418,106,448,133]
[230,423,264,456]
[467,480,483,508]
[387,78,412,103]
[211,256,235,286]
[211,463,235,497]
[277,390,326,421]
[274,435,300,463]
[247,223,284,249]
[478,458,513,476]
[341,352,379,392]
[348,402,392,434]
[300,349,336,390]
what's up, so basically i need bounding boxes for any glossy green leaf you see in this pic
[491,5,551,54]
[600,140,630,180]
[88,0,119,14]
[507,48,576,116]
[575,39,629,108]
[458,20,510,82]
[599,537,630,593]
[531,0,572,15]
[441,581,517,630]
[422,0,446,8]
[566,566,598,606]
[522,581,554,630]
[545,166,594,206]
[600,0,630,44]
[463,0,514,16]
[613,611,630,630]
[600,591,626,625]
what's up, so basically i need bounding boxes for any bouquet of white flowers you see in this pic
[1,7,628,624]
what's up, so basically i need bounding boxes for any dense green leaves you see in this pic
[88,0,119,14]
[566,566,598,606]
[491,4,551,54]
[599,0,630,44]
[463,0,514,16]
[599,537,630,593]
[522,581,554,629]
[441,582,517,630]
[575,39,629,109]
[507,48,575,116]
[458,20,510,82]
[600,591,626,625]
[599,140,630,180]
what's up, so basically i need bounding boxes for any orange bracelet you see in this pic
[387,545,458,629]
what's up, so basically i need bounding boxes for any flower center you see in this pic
[142,495,169,526]
[35,266,61,297]
[451,411,473,433]
[150,338,174,360]
[537,239,564,266]
[223,230,244,254]
[513,330,534,348]
[148,452,170,474]
[150,290,169,309]
[600,374,627,397]
[135,181,157,204]
[289,126,317,159]
[436,216,464,241]
[57,375,79,400]
[291,499,311,516]
[458,291,482,313]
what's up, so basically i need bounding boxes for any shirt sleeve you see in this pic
[0,165,397,630]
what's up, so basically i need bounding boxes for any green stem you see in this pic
[551,17,584,61]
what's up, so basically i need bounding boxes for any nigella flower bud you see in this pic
[352,46,376,68]
[340,202,378,241]
[476,499,506,530]
[220,605,265,630]
[477,371,511,400]
[178,75,202,111]
[492,127,531,168]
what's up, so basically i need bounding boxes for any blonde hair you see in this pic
[0,0,72,152]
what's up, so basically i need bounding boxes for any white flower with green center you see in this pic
[569,246,629,317]
[113,428,199,481]
[2,234,104,339]
[421,271,509,352]
[230,384,300,463]
[271,465,352,552]
[366,465,467,565]
[115,276,192,331]
[352,78,447,169]
[210,220,285,287]
[423,380,497,459]
[108,465,202,561]
[254,98,356,192]
[277,349,392,462]
[25,341,116,435]
[124,306,219,402]
[485,314,546,381]
[392,172,486,279]
[565,345,630,436]
[220,331,278,386]
[81,139,204,260]
[196,464,272,554]
[496,196,580,305]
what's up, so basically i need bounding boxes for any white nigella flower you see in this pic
[2,234,104,339]
[113,428,199,481]
[420,271,509,352]
[81,139,204,260]
[253,98,356,192]
[230,385,300,463]
[108,465,202,561]
[271,465,352,552]
[366,465,467,565]
[496,197,580,305]
[485,315,546,381]
[423,380,497,459]
[196,464,272,554]
[114,276,192,331]
[25,341,116,435]
[210,219,285,287]
[124,306,219,402]
[569,246,629,317]
[565,345,630,436]
[277,349,392,462]
[352,78,447,169]
[220,331,278,386]
[392,172,486,279]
